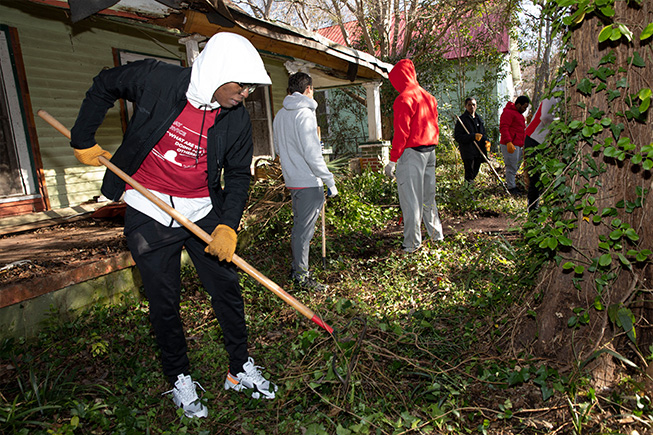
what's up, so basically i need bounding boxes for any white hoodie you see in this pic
[125,32,271,226]
[273,92,335,189]
[186,32,272,109]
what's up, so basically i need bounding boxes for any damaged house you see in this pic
[0,0,391,336]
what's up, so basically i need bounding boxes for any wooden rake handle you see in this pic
[37,110,333,334]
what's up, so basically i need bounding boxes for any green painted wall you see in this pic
[1,0,288,210]
[266,57,289,116]
[1,0,187,209]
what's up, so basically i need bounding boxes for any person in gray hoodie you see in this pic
[273,72,337,291]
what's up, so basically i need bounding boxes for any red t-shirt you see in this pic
[129,102,219,197]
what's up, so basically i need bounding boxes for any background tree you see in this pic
[517,0,653,386]
[518,0,564,108]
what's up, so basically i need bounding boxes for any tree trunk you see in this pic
[520,0,653,383]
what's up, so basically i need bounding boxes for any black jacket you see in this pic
[454,111,488,159]
[70,59,253,231]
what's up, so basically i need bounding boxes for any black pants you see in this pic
[524,136,540,209]
[462,157,483,182]
[124,206,248,383]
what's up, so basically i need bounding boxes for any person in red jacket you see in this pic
[383,59,443,253]
[499,95,530,195]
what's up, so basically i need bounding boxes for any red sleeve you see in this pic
[390,96,414,162]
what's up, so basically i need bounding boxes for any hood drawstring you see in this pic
[195,106,221,167]
[196,106,208,167]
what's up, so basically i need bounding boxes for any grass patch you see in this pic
[1,147,649,434]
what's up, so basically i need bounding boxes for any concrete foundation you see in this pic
[0,251,192,340]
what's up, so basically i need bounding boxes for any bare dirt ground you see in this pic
[0,208,516,287]
[0,217,128,287]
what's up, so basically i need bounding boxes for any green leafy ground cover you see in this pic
[1,146,649,434]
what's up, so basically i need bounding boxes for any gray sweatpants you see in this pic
[396,148,443,251]
[290,187,325,274]
[500,144,523,190]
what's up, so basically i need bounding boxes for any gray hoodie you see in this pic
[273,92,335,189]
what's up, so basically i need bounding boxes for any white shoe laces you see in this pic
[242,357,267,384]
[163,375,205,405]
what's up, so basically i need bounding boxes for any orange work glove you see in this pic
[205,224,237,262]
[485,141,491,152]
[474,133,483,142]
[74,144,112,166]
[506,142,515,154]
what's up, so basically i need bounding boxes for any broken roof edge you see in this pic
[242,13,393,77]
[193,9,392,80]
[25,0,392,80]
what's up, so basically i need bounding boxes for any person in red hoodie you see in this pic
[384,59,443,253]
[499,95,530,195]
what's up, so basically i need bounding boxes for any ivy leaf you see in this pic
[643,159,653,171]
[594,297,605,311]
[617,253,631,267]
[562,262,575,270]
[609,229,623,240]
[627,52,646,68]
[618,24,633,41]
[610,27,622,41]
[569,120,582,129]
[603,146,618,157]
[631,153,643,164]
[616,77,629,88]
[599,50,617,65]
[617,308,636,344]
[541,385,554,401]
[574,265,585,274]
[639,88,651,112]
[577,78,596,95]
[558,235,573,246]
[624,228,639,241]
[617,137,632,150]
[564,60,578,74]
[643,144,653,157]
[626,105,642,121]
[599,253,612,266]
[610,122,624,139]
[598,25,613,43]
[568,315,578,327]
[641,23,653,40]
[607,89,621,102]
[599,5,615,17]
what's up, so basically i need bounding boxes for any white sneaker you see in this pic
[224,357,278,399]
[163,374,208,418]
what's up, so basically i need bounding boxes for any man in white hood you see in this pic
[273,72,337,291]
[70,32,277,417]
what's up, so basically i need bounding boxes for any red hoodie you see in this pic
[499,101,526,147]
[388,59,439,162]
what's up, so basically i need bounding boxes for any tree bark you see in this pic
[522,0,653,381]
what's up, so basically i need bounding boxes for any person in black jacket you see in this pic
[70,32,277,418]
[453,98,491,184]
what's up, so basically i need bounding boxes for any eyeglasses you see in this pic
[236,83,257,95]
